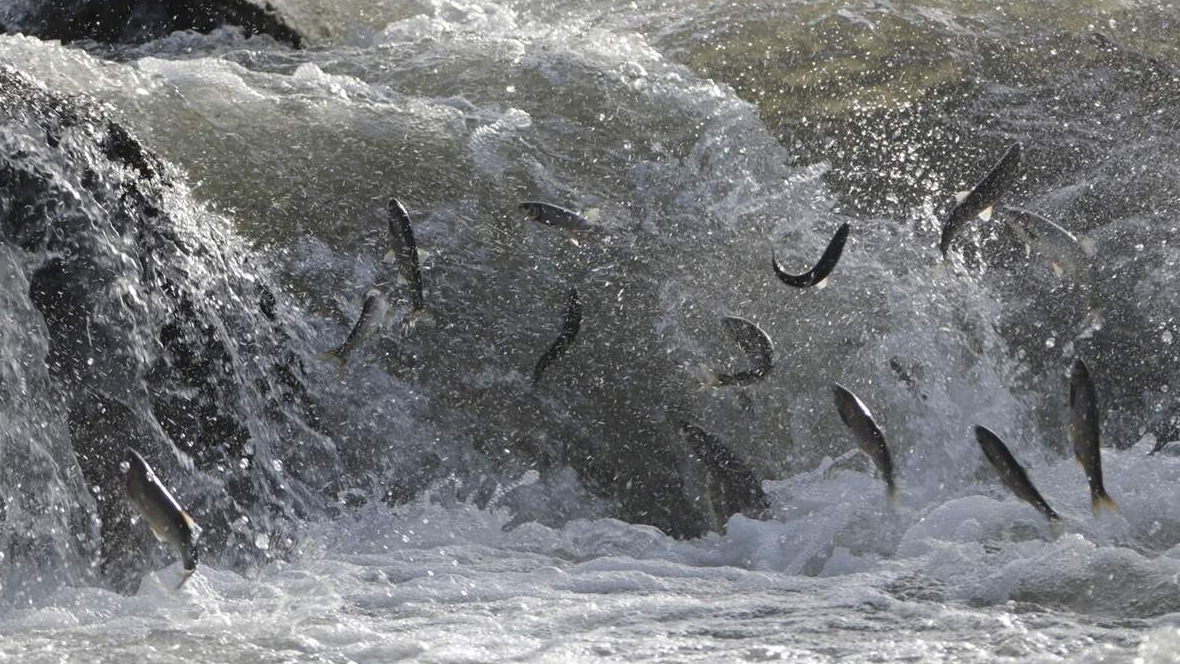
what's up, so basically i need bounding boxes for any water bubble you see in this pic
[1045,337,1056,349]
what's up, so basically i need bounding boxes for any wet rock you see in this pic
[0,65,333,591]
[1,0,303,47]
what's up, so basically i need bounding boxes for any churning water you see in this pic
[0,0,1179,660]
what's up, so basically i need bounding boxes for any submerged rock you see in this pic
[0,65,334,593]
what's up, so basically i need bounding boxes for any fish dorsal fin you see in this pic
[1051,262,1064,278]
[977,206,994,222]
[1080,237,1097,257]
[955,190,970,203]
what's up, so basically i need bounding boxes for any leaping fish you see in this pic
[386,197,428,324]
[939,142,1023,255]
[1001,207,1102,333]
[321,289,389,377]
[519,201,599,246]
[700,316,774,388]
[772,222,851,288]
[675,418,770,520]
[1001,207,1098,286]
[831,383,898,503]
[974,425,1063,533]
[532,287,582,385]
[1067,357,1118,515]
[124,449,200,589]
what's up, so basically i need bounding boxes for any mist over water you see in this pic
[0,0,1179,660]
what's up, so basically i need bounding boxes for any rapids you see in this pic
[0,0,1178,660]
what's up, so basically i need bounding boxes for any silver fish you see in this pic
[1001,207,1098,287]
[124,448,200,588]
[1001,207,1102,335]
[974,425,1062,529]
[772,222,850,288]
[940,142,1023,255]
[386,197,427,318]
[832,383,898,503]
[700,316,774,387]
[532,287,582,385]
[519,201,594,233]
[675,418,771,521]
[321,289,389,376]
[1067,358,1118,515]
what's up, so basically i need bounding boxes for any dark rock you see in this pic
[2,0,303,47]
[0,65,331,591]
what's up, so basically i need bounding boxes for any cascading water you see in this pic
[0,0,1177,660]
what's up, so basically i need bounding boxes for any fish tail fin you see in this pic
[1091,490,1119,516]
[175,543,198,590]
[319,347,349,380]
[1048,516,1066,539]
[698,364,721,389]
[176,567,195,590]
[886,482,900,509]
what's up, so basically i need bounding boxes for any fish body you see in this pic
[124,448,200,587]
[700,316,774,387]
[1001,207,1103,336]
[939,143,1023,255]
[321,289,389,374]
[1067,358,1117,514]
[772,222,851,288]
[974,425,1062,527]
[676,419,770,520]
[386,197,426,316]
[832,383,898,502]
[1001,207,1098,286]
[519,201,594,233]
[532,287,582,385]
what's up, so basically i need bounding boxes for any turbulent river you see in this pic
[0,0,1179,661]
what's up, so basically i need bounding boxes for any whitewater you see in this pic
[0,0,1178,661]
[3,455,1180,662]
